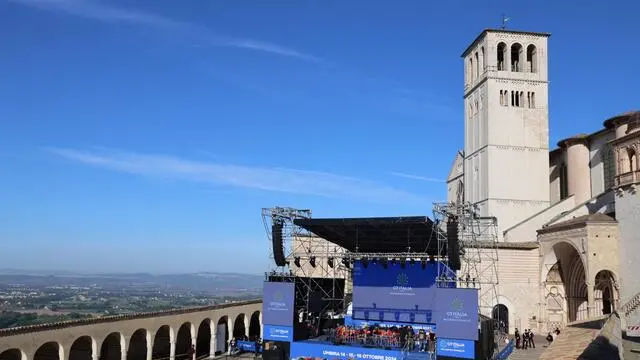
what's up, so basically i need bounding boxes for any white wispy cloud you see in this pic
[390,172,443,183]
[10,0,320,62]
[47,148,426,204]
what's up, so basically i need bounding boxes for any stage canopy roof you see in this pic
[293,216,440,254]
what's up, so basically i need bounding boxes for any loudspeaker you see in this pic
[447,217,461,271]
[272,223,287,267]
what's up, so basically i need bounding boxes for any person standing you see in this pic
[529,329,535,349]
[427,333,436,360]
[514,329,521,349]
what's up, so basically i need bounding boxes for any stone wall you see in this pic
[615,186,640,329]
[577,312,623,360]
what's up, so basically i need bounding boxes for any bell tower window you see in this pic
[511,43,523,72]
[497,42,507,71]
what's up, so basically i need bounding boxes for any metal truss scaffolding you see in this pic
[432,202,501,318]
[262,207,348,318]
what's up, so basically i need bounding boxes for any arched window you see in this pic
[499,90,504,106]
[474,52,479,79]
[511,91,515,106]
[519,91,524,107]
[511,43,523,72]
[527,44,538,73]
[627,147,637,172]
[503,90,509,106]
[481,47,486,71]
[469,57,474,82]
[531,92,536,108]
[497,42,507,71]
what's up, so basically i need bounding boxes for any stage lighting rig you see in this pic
[309,256,316,268]
[294,257,301,268]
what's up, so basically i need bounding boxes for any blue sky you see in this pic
[1,0,638,274]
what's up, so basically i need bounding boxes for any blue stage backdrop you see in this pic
[436,338,475,359]
[351,261,455,324]
[262,281,295,338]
[434,288,479,341]
[290,341,423,360]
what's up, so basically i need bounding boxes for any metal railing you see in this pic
[621,291,640,317]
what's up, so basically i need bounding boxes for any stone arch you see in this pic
[233,314,247,339]
[0,349,26,360]
[100,333,124,360]
[196,319,212,359]
[492,304,509,332]
[497,42,507,70]
[175,322,193,360]
[542,241,589,323]
[127,329,148,360]
[216,317,229,354]
[510,43,523,72]
[34,342,63,360]
[526,44,537,72]
[69,336,96,360]
[594,270,618,316]
[152,325,172,360]
[249,311,261,339]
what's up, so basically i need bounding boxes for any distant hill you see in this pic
[0,270,264,295]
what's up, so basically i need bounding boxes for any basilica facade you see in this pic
[447,28,640,334]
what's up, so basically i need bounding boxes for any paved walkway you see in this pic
[507,344,546,360]
[538,326,598,360]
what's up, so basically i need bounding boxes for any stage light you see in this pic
[391,259,397,266]
[372,258,377,264]
[362,257,369,268]
[429,255,435,263]
[410,258,415,266]
[341,258,350,268]
[421,259,426,269]
[382,258,388,269]
[327,257,334,268]
[309,256,316,268]
[294,257,301,267]
[400,259,406,268]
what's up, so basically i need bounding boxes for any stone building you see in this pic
[447,28,639,333]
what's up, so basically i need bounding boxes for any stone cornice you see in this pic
[0,299,262,338]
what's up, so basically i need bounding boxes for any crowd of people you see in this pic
[330,325,437,355]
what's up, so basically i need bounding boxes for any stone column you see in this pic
[244,317,250,338]
[191,337,196,360]
[563,136,591,203]
[209,322,217,358]
[169,341,176,360]
[587,282,595,319]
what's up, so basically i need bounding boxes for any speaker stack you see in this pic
[272,222,287,267]
[446,217,461,271]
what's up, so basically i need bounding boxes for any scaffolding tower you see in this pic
[262,206,348,316]
[432,202,501,319]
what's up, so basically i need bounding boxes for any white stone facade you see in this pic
[448,28,638,334]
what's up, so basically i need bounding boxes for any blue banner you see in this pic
[290,341,423,360]
[344,317,436,332]
[263,324,293,342]
[434,288,479,341]
[236,341,260,353]
[436,338,475,359]
[262,281,295,326]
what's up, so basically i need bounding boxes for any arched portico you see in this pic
[538,213,619,332]
[0,349,26,360]
[34,342,63,360]
[594,270,618,316]
[492,304,509,333]
[100,332,125,360]
[249,311,261,339]
[69,336,96,360]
